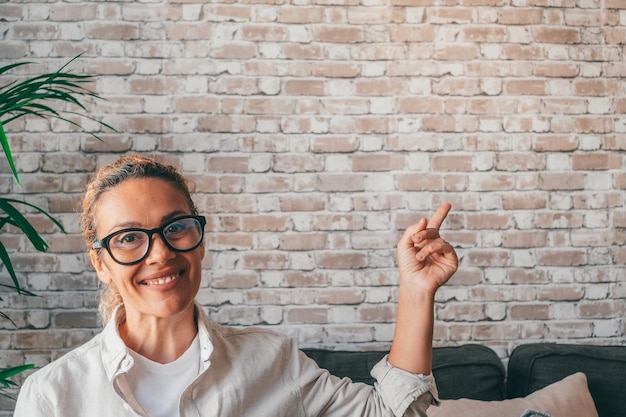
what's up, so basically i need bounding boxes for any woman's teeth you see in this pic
[144,276,177,285]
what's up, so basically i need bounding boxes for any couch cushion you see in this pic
[432,344,505,401]
[301,349,386,385]
[427,372,598,417]
[303,344,505,401]
[507,343,626,417]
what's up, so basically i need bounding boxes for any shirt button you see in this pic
[122,358,131,368]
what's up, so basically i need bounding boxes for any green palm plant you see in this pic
[0,54,114,399]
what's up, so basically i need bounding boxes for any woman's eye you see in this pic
[166,221,189,235]
[167,225,183,233]
[114,232,145,247]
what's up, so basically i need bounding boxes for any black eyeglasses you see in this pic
[92,215,206,265]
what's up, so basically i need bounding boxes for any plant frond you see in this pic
[0,121,19,185]
[0,241,20,299]
[0,200,49,252]
[0,283,37,296]
[0,364,36,399]
[0,54,116,144]
[1,198,66,233]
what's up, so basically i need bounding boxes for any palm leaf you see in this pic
[0,54,115,184]
[0,364,34,382]
[0,200,51,252]
[0,241,21,297]
[0,364,36,400]
[0,121,18,185]
[0,198,64,298]
[1,198,65,233]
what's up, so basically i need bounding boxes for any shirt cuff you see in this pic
[371,356,439,417]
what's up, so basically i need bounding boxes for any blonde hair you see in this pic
[81,155,197,324]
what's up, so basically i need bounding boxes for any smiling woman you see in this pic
[12,154,459,417]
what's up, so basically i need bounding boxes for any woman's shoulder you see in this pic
[22,331,106,384]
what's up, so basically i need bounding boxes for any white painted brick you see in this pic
[250,154,271,172]
[256,195,280,213]
[325,80,353,96]
[101,42,125,57]
[329,306,357,323]
[180,152,205,172]
[26,4,50,20]
[511,249,538,268]
[287,26,312,43]
[485,303,506,321]
[327,45,350,60]
[480,78,502,96]
[545,153,571,170]
[365,174,394,192]
[405,7,425,23]
[327,195,354,212]
[365,287,391,303]
[484,269,508,284]
[397,117,422,133]
[329,271,355,287]
[259,77,281,95]
[578,136,603,150]
[144,96,172,113]
[326,155,351,172]
[408,78,432,95]
[548,194,573,210]
[585,172,613,191]
[370,97,395,114]
[587,98,612,114]
[182,4,203,20]
[508,26,532,43]
[291,214,313,232]
[550,302,577,320]
[258,43,281,59]
[288,253,316,271]
[593,319,621,337]
[359,137,384,152]
[586,284,609,300]
[261,306,283,325]
[361,62,386,77]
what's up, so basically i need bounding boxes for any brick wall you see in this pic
[1,0,625,411]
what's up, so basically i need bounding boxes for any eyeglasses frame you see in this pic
[92,215,207,266]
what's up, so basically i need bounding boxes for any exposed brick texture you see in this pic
[1,0,625,411]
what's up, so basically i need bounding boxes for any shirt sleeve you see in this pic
[370,356,439,417]
[295,345,438,417]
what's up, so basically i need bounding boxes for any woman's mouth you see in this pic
[140,274,180,286]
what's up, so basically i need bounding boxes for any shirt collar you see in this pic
[100,303,215,379]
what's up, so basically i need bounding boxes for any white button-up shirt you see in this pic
[14,304,437,417]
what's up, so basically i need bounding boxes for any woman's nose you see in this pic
[144,233,175,264]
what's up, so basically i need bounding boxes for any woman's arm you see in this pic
[388,203,458,375]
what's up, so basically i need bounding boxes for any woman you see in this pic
[14,154,458,417]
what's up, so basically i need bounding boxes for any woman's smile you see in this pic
[141,274,179,286]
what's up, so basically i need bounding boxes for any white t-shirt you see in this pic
[126,334,201,417]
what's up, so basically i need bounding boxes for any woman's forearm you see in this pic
[388,289,435,375]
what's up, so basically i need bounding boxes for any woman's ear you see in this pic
[90,250,112,284]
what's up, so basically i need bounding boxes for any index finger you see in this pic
[427,202,452,230]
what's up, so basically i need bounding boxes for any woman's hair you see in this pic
[81,154,198,324]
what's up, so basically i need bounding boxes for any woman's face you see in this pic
[89,178,204,323]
